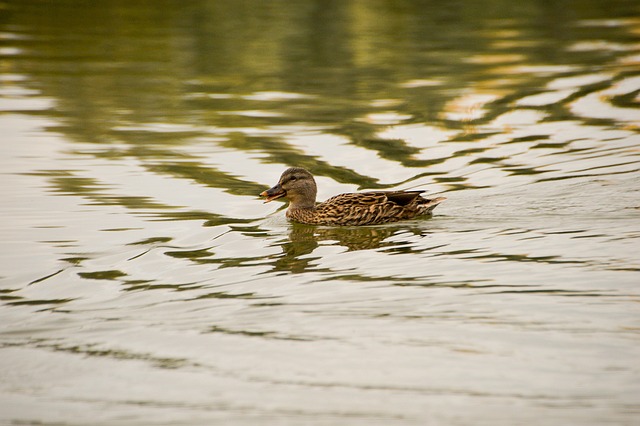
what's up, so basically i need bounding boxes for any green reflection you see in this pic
[269,221,438,274]
[78,270,128,280]
[3,0,638,222]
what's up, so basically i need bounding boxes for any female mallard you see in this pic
[260,167,446,226]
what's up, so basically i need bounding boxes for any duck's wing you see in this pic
[323,191,423,206]
[313,191,429,225]
[380,190,425,206]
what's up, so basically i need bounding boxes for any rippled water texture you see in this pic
[1,1,640,424]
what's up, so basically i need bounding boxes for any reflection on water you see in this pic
[273,223,433,273]
[1,0,640,424]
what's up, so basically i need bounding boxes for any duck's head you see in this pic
[260,167,317,208]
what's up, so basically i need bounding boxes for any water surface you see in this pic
[1,1,639,425]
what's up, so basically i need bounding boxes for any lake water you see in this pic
[1,1,639,425]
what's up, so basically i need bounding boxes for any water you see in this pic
[1,1,639,424]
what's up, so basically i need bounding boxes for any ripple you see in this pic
[2,2,640,425]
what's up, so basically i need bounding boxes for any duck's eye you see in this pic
[290,176,297,181]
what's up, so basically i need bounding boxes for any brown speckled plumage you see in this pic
[260,167,446,226]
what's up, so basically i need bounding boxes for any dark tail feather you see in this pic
[385,190,424,206]
[419,196,446,215]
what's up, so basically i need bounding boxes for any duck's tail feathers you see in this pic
[419,196,446,215]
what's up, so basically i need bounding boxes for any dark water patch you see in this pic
[318,273,418,284]
[389,279,535,290]
[0,289,23,302]
[434,176,468,183]
[532,141,572,149]
[164,248,214,260]
[51,175,108,195]
[543,229,588,235]
[355,137,421,163]
[60,257,88,265]
[36,240,76,248]
[0,294,22,301]
[607,267,640,272]
[207,325,312,341]
[199,255,270,268]
[488,289,618,297]
[465,253,586,265]
[6,298,75,306]
[28,269,64,285]
[570,234,609,239]
[505,166,546,176]
[191,291,266,300]
[470,156,508,165]
[77,270,127,280]
[511,134,550,143]
[449,131,502,142]
[35,341,192,370]
[127,236,173,246]
[123,282,205,293]
[611,88,640,109]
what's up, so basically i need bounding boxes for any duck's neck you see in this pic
[288,185,317,211]
[288,199,316,210]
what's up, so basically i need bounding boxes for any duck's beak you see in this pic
[260,183,286,203]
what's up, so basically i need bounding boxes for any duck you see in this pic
[260,167,446,226]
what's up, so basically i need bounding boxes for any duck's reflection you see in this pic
[271,222,434,274]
